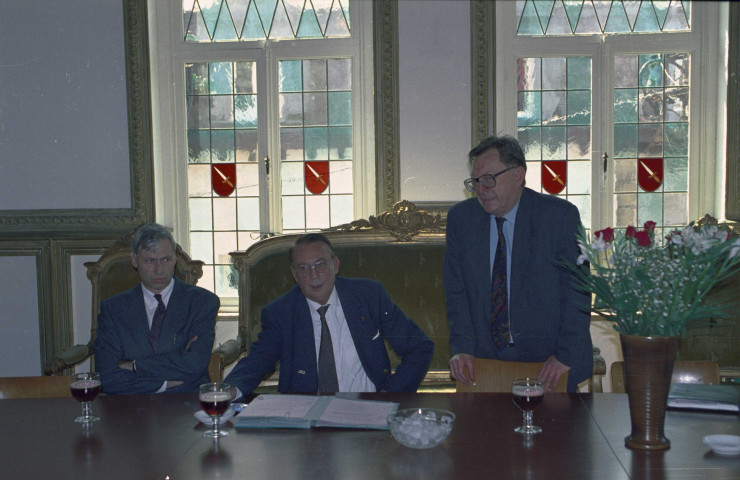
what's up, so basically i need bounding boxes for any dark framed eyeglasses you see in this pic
[291,259,331,277]
[463,166,517,193]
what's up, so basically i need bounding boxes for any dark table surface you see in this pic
[1,392,738,480]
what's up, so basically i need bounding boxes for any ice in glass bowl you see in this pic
[387,408,455,449]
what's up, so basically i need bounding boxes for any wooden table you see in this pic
[1,392,738,480]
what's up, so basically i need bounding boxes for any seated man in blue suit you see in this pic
[226,233,434,398]
[445,135,592,392]
[95,223,219,394]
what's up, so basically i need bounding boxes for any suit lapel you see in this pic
[511,188,534,293]
[291,289,319,380]
[470,203,492,293]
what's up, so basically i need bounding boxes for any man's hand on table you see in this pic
[538,355,570,391]
[449,353,475,385]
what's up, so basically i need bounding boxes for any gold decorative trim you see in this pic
[471,0,493,144]
[0,0,153,233]
[326,200,445,241]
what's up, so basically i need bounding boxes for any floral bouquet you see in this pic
[568,220,740,336]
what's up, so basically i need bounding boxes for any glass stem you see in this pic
[82,401,91,420]
[523,410,533,429]
[212,415,220,437]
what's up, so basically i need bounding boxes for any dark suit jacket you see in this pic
[444,187,592,391]
[95,278,219,394]
[225,277,434,396]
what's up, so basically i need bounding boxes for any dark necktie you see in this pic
[317,304,339,393]
[150,293,166,351]
[491,217,511,349]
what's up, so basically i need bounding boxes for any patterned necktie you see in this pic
[491,217,511,349]
[150,293,166,351]
[317,304,339,393]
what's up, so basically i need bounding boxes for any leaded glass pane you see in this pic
[188,164,211,197]
[183,0,351,41]
[281,161,305,195]
[235,130,258,162]
[329,126,352,159]
[331,161,353,194]
[237,197,260,230]
[330,194,354,225]
[305,195,330,229]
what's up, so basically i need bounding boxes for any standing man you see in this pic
[225,233,434,397]
[444,135,592,392]
[95,223,219,394]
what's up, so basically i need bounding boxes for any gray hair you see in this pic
[468,135,527,171]
[131,223,176,254]
[288,233,335,264]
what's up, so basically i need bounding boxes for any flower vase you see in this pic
[620,333,678,451]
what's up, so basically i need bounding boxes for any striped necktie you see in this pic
[317,304,339,393]
[491,217,511,349]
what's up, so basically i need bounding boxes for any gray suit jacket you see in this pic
[444,188,592,390]
[95,278,219,394]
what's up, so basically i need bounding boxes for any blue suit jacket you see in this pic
[95,278,219,394]
[444,188,592,390]
[225,277,434,396]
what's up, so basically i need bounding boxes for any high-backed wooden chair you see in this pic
[455,358,569,393]
[44,231,240,382]
[610,360,721,393]
[0,376,72,399]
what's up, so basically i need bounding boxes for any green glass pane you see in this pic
[189,231,214,265]
[280,128,304,160]
[653,0,670,28]
[518,58,541,91]
[236,130,258,162]
[279,93,303,126]
[665,87,688,122]
[639,54,663,88]
[637,192,663,225]
[186,63,209,95]
[563,0,582,32]
[303,59,327,91]
[271,1,295,38]
[282,196,306,230]
[304,127,329,160]
[638,124,663,157]
[615,193,637,228]
[664,192,688,226]
[280,161,304,195]
[545,1,571,35]
[283,0,305,33]
[542,57,566,90]
[329,126,352,160]
[664,157,688,192]
[633,2,661,32]
[213,2,238,40]
[189,198,213,230]
[187,96,210,129]
[614,89,638,124]
[235,62,256,94]
[211,130,235,163]
[566,57,590,89]
[614,55,638,88]
[566,125,590,159]
[304,92,328,126]
[328,59,351,90]
[604,0,631,33]
[664,123,688,157]
[518,0,544,35]
[638,88,663,123]
[566,90,590,125]
[280,60,302,92]
[200,0,222,40]
[665,53,689,86]
[235,94,258,128]
[215,265,238,297]
[242,0,267,40]
[592,0,611,29]
[210,95,234,128]
[328,92,351,126]
[574,1,600,34]
[237,197,260,230]
[255,0,278,32]
[541,126,566,160]
[313,0,333,32]
[614,158,637,193]
[325,0,351,37]
[228,0,250,36]
[542,91,566,125]
[188,130,211,163]
[567,160,590,194]
[614,124,637,158]
[209,62,234,94]
[518,91,541,127]
[297,4,322,37]
[533,1,554,29]
[517,127,542,161]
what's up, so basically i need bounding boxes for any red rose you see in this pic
[644,221,657,231]
[595,227,615,243]
[634,230,651,246]
[626,226,637,238]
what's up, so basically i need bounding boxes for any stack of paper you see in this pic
[667,384,740,413]
[232,394,399,430]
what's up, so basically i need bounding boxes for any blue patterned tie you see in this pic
[150,294,166,351]
[491,217,511,349]
[317,305,339,393]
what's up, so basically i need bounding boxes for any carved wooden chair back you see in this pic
[0,376,72,399]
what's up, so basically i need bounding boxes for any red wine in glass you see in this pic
[199,383,234,438]
[512,378,545,434]
[70,372,102,424]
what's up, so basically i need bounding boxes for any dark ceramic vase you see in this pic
[620,333,679,451]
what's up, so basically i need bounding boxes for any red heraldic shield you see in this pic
[211,164,236,197]
[638,158,663,192]
[305,161,329,194]
[541,161,567,195]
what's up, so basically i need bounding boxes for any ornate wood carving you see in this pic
[471,0,493,144]
[327,200,445,242]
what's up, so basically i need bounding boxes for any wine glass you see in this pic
[511,378,544,434]
[199,383,234,438]
[70,372,102,424]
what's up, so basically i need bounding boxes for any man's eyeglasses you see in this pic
[463,166,517,193]
[292,259,331,278]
